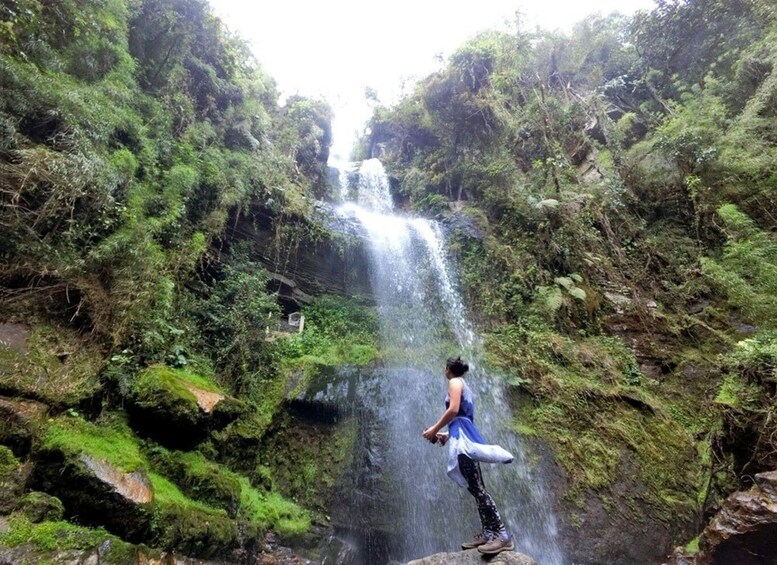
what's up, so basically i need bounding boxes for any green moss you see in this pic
[236,476,310,536]
[490,326,705,518]
[147,447,240,513]
[42,415,145,472]
[258,409,357,518]
[133,365,222,403]
[146,446,308,537]
[685,536,700,553]
[18,492,64,523]
[0,514,135,562]
[148,472,225,516]
[0,445,20,480]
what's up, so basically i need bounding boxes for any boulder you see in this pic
[17,491,64,522]
[695,470,777,564]
[127,366,239,448]
[0,543,228,565]
[405,549,538,565]
[31,447,154,542]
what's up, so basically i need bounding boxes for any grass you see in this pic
[0,322,103,406]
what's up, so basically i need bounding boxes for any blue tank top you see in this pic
[445,379,475,421]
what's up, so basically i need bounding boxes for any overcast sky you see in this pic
[209,0,656,160]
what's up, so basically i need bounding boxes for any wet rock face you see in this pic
[695,470,777,565]
[405,549,538,565]
[226,209,373,311]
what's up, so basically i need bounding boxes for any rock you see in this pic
[127,365,235,448]
[0,544,230,565]
[0,445,27,514]
[0,322,30,351]
[0,396,49,456]
[729,314,758,335]
[537,198,560,211]
[80,455,153,504]
[31,448,153,542]
[694,470,777,564]
[18,491,64,522]
[442,211,486,241]
[405,549,538,565]
[687,299,710,315]
[604,291,633,313]
[226,208,373,309]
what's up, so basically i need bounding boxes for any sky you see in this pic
[209,0,656,161]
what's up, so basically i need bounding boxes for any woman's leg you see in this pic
[457,454,508,540]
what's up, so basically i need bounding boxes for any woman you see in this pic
[422,356,515,555]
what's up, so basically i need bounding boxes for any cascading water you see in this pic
[331,158,565,564]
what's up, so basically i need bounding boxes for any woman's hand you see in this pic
[422,426,438,442]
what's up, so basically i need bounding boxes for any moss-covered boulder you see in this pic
[127,365,244,448]
[0,514,137,565]
[17,492,64,523]
[26,415,308,558]
[30,417,154,542]
[147,446,242,517]
[0,396,48,457]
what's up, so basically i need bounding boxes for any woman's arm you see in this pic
[423,378,463,441]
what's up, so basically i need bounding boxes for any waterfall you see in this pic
[331,159,565,564]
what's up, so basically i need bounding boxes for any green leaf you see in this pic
[569,287,587,301]
[543,287,564,312]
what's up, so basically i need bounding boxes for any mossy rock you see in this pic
[30,418,154,542]
[151,501,243,558]
[17,492,64,523]
[0,514,137,564]
[0,396,49,457]
[0,445,26,514]
[209,409,268,475]
[146,447,241,517]
[28,415,307,556]
[127,365,241,448]
[0,323,102,408]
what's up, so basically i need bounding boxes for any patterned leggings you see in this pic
[458,454,508,539]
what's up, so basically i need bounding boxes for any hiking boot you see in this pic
[477,535,514,555]
[461,532,489,550]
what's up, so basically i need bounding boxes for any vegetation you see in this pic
[1,0,777,560]
[359,0,777,547]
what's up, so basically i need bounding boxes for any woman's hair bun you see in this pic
[446,355,469,376]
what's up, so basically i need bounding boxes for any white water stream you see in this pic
[333,159,565,564]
